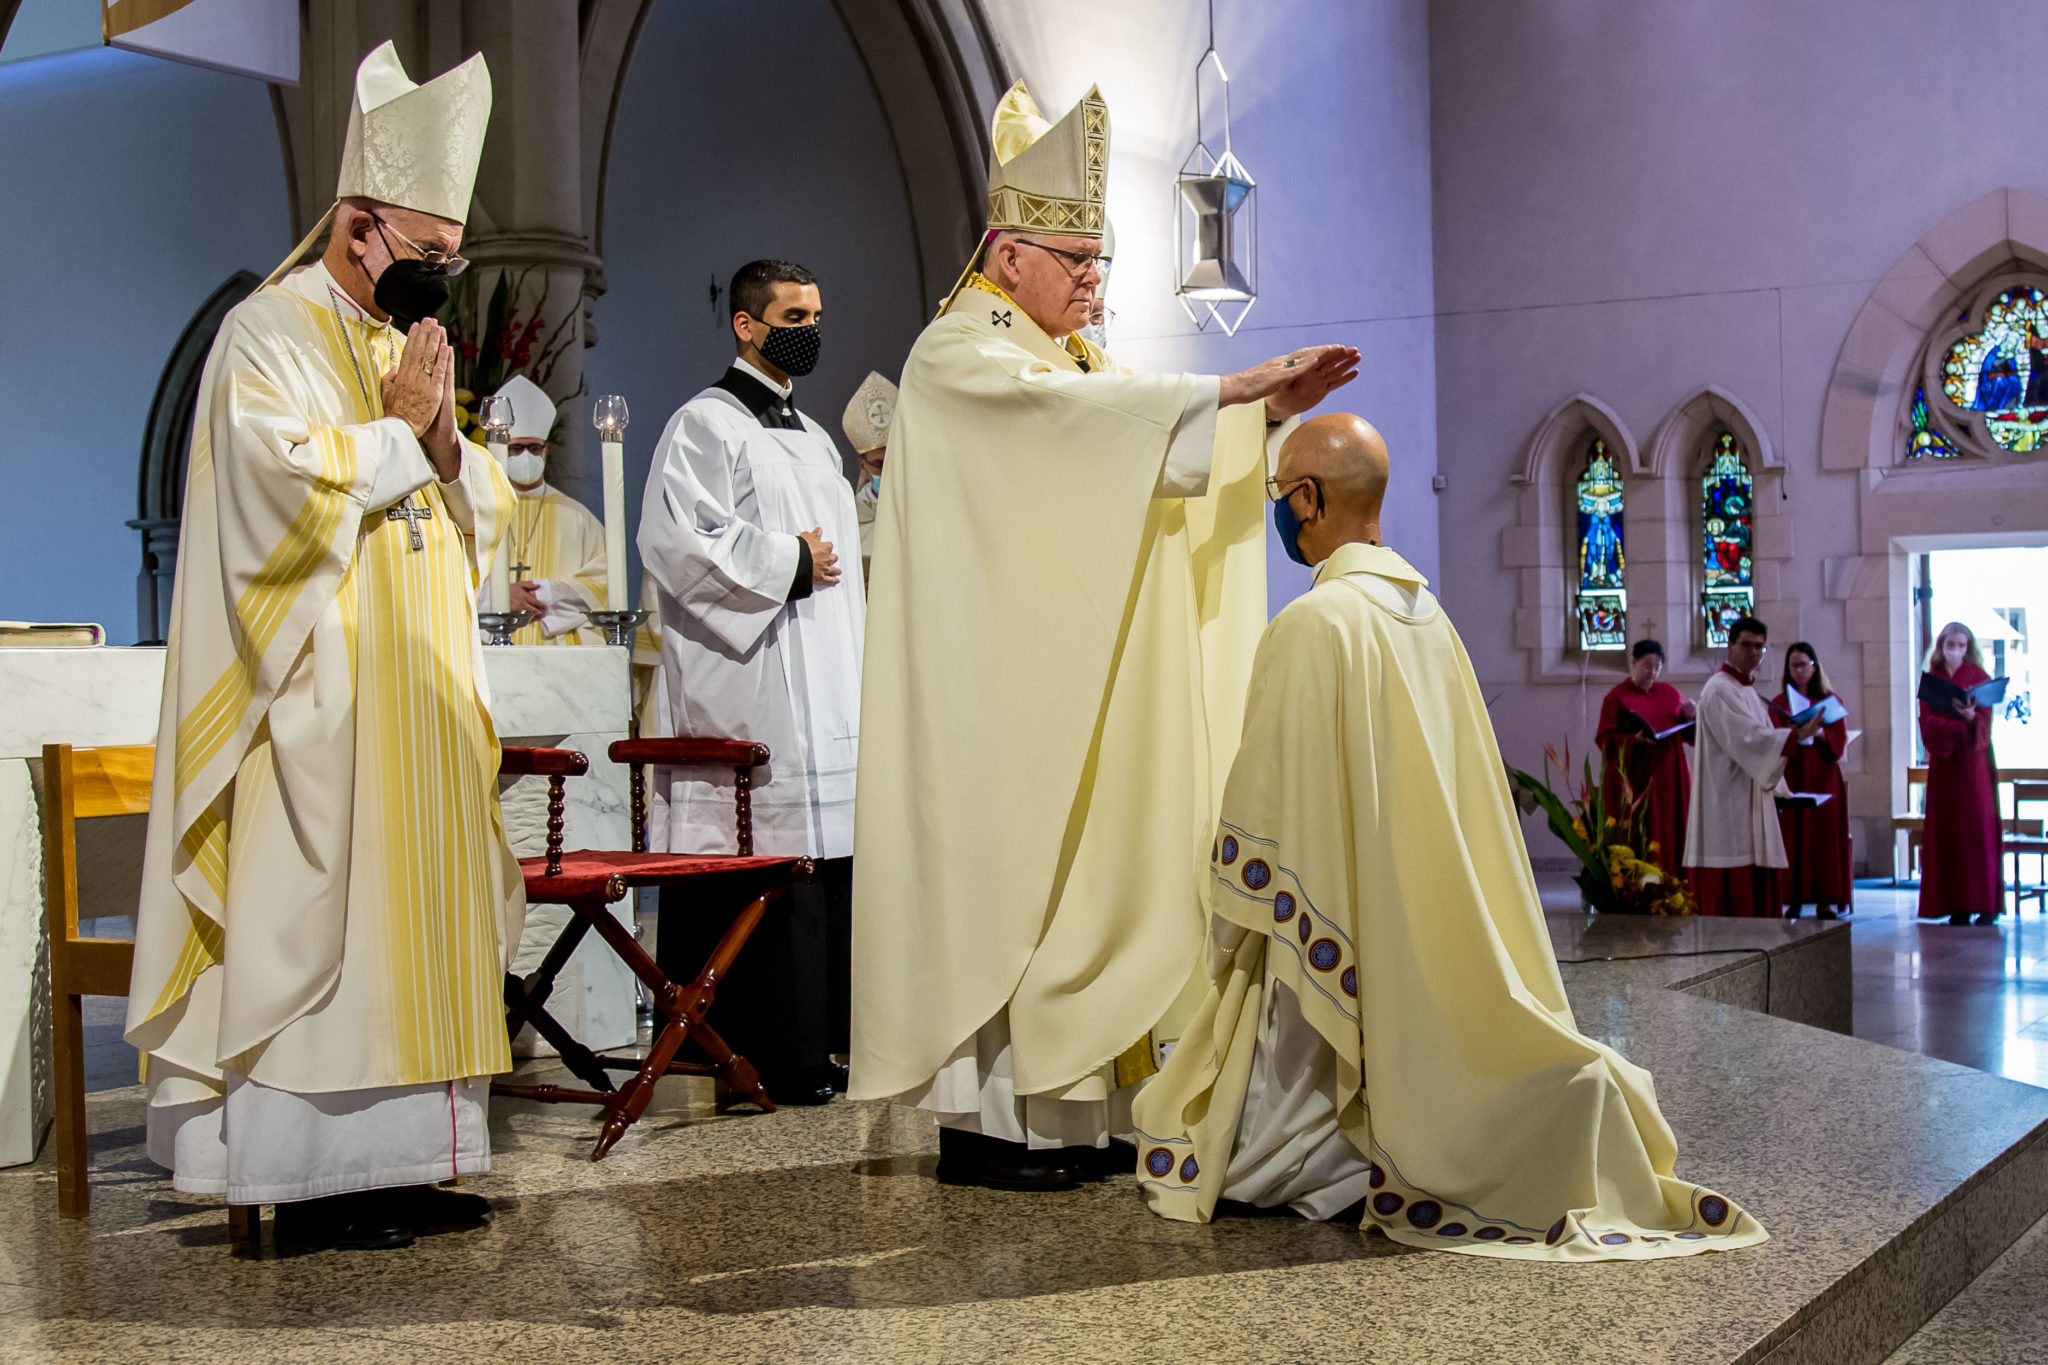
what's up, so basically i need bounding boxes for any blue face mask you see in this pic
[1272,480,1317,567]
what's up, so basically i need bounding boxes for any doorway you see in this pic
[1910,545,2045,766]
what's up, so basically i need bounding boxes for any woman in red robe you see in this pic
[1597,639,1695,877]
[1918,622,2001,925]
[1771,642,1853,919]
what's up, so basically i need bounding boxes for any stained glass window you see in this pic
[1906,386,1960,459]
[1701,433,1753,648]
[1575,437,1626,651]
[1942,287,2048,453]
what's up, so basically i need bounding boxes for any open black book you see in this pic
[1917,672,2009,711]
[1775,792,1834,808]
[1619,710,1693,743]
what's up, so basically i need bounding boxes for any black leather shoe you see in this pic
[1950,914,1972,926]
[1785,904,1803,919]
[764,1065,839,1107]
[393,1184,491,1228]
[273,1192,414,1251]
[1974,912,2002,926]
[826,1061,851,1093]
[1062,1137,1139,1181]
[935,1128,1083,1192]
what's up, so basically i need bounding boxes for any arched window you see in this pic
[1941,286,2048,453]
[1574,436,1626,651]
[1700,432,1754,647]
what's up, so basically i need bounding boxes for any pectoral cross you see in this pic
[386,496,433,551]
[510,560,532,581]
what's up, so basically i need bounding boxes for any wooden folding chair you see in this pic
[492,741,809,1160]
[2009,782,2048,915]
[40,742,149,1219]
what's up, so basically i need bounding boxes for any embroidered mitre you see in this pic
[842,372,899,453]
[337,40,492,225]
[985,80,1108,239]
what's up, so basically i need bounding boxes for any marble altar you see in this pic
[0,643,636,1168]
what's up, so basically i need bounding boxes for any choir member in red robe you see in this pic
[1918,622,2002,925]
[1771,642,1853,919]
[1596,639,1695,876]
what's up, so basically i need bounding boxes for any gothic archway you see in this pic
[128,270,261,645]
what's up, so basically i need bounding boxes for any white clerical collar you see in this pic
[1314,541,1427,589]
[731,356,793,400]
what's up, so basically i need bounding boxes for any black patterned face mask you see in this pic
[753,318,823,377]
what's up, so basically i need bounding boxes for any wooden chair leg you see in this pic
[53,988,88,1219]
[587,889,783,1160]
[228,1203,261,1252]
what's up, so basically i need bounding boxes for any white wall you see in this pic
[1429,0,2048,797]
[0,48,287,642]
[983,0,1440,613]
[585,0,925,602]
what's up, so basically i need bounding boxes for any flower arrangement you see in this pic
[442,265,582,442]
[1509,741,1694,916]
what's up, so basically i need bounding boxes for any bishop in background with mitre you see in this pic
[125,42,521,1252]
[850,79,1359,1191]
[492,372,611,646]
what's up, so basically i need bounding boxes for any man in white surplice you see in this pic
[637,258,863,1106]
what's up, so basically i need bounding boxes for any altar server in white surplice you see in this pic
[124,43,519,1252]
[493,373,609,647]
[637,258,863,1105]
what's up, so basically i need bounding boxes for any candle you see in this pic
[593,395,630,611]
[479,394,515,613]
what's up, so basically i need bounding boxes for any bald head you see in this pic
[1274,414,1390,564]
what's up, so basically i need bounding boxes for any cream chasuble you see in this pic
[1132,544,1766,1261]
[126,262,523,1109]
[849,277,1269,1121]
[504,484,609,645]
[1684,667,1791,869]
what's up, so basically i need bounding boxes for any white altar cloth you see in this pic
[0,644,635,1168]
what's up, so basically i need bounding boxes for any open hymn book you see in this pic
[0,622,104,647]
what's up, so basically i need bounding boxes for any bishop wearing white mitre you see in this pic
[125,42,520,1252]
[841,370,897,574]
[494,372,611,646]
[850,80,1359,1191]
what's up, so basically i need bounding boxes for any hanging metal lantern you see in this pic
[1175,30,1257,336]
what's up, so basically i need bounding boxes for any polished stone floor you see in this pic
[1844,883,2048,1089]
[15,892,2048,1363]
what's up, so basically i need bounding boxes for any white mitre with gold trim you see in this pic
[338,40,492,224]
[263,41,492,287]
[493,374,557,442]
[842,372,899,454]
[986,80,1108,239]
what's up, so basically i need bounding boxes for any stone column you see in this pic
[457,0,602,509]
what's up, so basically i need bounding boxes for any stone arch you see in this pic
[1646,385,1779,479]
[1816,187,2048,868]
[1822,187,2048,473]
[128,270,261,645]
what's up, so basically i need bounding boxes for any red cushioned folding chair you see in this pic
[493,739,810,1160]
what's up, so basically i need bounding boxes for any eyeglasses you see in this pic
[1014,238,1112,280]
[1265,475,1319,504]
[373,215,469,275]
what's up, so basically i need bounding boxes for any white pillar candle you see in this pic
[486,433,513,613]
[601,438,628,611]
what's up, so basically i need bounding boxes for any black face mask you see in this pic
[374,257,453,332]
[753,317,822,377]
